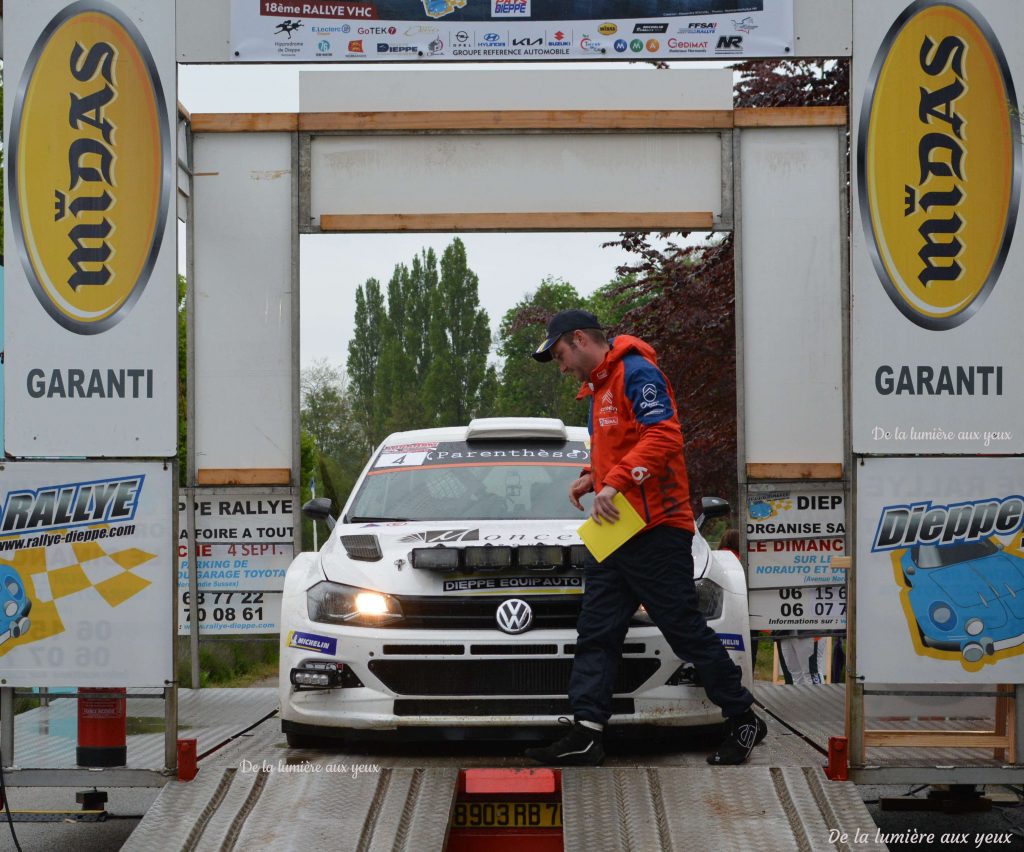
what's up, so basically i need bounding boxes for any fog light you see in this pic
[291,670,332,688]
[411,548,461,570]
[464,546,513,570]
[568,545,589,568]
[517,545,564,570]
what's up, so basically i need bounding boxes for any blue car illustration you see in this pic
[0,564,31,647]
[901,539,1024,664]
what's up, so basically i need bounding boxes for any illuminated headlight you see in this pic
[695,579,724,621]
[306,581,403,625]
[340,535,383,561]
[464,546,513,570]
[517,545,564,570]
[965,617,984,636]
[411,547,461,570]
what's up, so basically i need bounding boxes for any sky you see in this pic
[176,63,693,372]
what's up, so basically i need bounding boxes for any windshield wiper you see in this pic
[348,516,411,522]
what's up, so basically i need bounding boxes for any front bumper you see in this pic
[279,590,752,732]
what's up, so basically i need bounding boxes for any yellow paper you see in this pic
[577,493,646,563]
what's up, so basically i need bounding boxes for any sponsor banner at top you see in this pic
[3,1,177,457]
[851,0,1023,453]
[230,0,793,61]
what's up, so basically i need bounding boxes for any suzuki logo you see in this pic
[495,598,533,634]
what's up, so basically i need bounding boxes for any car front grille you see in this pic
[367,658,661,696]
[390,594,584,630]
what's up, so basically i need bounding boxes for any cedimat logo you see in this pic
[10,1,171,335]
[857,0,1021,330]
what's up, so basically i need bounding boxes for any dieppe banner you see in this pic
[857,457,1024,683]
[851,0,1023,454]
[0,461,173,687]
[229,0,794,62]
[177,490,294,634]
[3,0,176,457]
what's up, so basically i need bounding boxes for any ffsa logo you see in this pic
[10,4,171,335]
[858,0,1021,330]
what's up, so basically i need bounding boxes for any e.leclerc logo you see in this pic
[857,0,1021,330]
[10,1,171,335]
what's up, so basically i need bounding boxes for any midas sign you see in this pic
[10,2,171,335]
[858,0,1021,330]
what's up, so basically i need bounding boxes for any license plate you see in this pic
[452,801,562,829]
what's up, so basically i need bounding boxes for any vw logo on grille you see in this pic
[495,598,533,634]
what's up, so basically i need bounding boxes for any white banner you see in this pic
[0,461,173,687]
[745,487,845,541]
[230,0,793,61]
[176,490,293,635]
[748,586,846,631]
[851,0,1023,454]
[3,0,177,457]
[857,457,1024,683]
[747,536,846,589]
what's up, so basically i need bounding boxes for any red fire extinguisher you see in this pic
[77,687,127,767]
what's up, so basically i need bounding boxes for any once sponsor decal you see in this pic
[858,0,1021,330]
[10,2,171,335]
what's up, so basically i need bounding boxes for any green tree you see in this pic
[422,238,495,425]
[346,277,386,450]
[494,277,587,425]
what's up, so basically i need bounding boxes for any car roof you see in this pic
[379,417,588,445]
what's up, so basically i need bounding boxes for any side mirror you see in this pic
[302,497,336,531]
[695,496,730,532]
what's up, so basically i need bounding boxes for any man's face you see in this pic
[550,332,594,382]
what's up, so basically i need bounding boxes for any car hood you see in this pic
[930,552,1024,619]
[317,519,712,594]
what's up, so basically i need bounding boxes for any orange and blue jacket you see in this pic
[578,334,695,533]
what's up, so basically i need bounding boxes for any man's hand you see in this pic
[569,473,594,511]
[590,485,620,525]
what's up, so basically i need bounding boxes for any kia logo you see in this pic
[496,599,533,634]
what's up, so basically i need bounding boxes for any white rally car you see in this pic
[280,417,752,746]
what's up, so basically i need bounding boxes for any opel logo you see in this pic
[495,598,533,635]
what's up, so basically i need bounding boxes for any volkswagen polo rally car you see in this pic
[280,417,752,746]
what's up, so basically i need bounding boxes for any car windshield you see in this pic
[347,439,591,521]
[911,538,1001,569]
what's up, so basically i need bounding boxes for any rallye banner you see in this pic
[229,0,793,61]
[0,461,173,686]
[857,456,1024,683]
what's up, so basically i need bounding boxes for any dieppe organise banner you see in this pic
[0,461,173,686]
[229,0,793,62]
[3,0,177,457]
[857,457,1024,683]
[851,0,1023,454]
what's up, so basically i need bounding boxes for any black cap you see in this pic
[532,309,602,362]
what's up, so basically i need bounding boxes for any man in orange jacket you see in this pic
[524,309,765,766]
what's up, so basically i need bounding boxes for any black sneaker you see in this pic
[525,717,605,766]
[706,709,768,765]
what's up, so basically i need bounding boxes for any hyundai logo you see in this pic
[495,598,533,634]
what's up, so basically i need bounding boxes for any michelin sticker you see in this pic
[288,630,338,655]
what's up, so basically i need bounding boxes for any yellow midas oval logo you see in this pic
[10,3,170,335]
[598,23,617,36]
[858,0,1021,330]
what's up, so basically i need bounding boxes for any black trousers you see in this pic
[569,525,753,724]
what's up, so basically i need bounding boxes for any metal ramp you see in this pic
[561,766,885,852]
[123,765,459,852]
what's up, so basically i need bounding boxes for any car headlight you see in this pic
[965,617,984,636]
[306,581,403,626]
[929,601,957,631]
[633,579,724,624]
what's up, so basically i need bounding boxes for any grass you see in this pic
[176,637,279,688]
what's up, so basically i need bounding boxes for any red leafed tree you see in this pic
[604,60,849,516]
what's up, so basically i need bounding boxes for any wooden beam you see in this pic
[864,730,1011,748]
[734,106,848,127]
[320,212,715,233]
[831,556,852,570]
[190,113,298,133]
[197,468,291,486]
[300,109,735,132]
[746,463,843,480]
